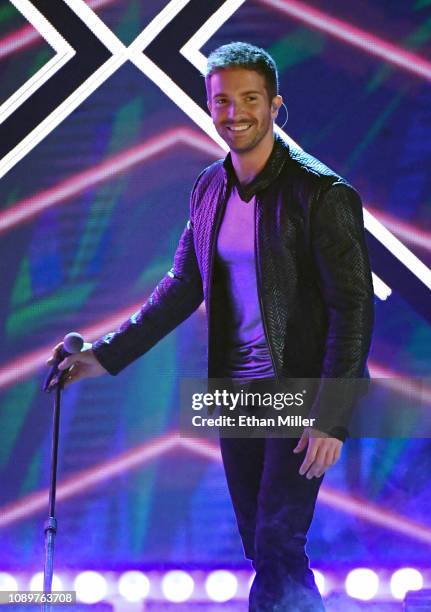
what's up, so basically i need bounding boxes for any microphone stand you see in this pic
[42,377,65,612]
[40,332,83,611]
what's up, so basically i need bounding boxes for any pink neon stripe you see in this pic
[367,207,431,253]
[0,0,119,61]
[179,437,222,461]
[2,0,431,85]
[2,432,431,545]
[369,363,431,404]
[370,363,416,378]
[261,0,431,81]
[182,438,431,544]
[0,287,429,409]
[318,486,431,545]
[0,295,205,389]
[0,299,146,389]
[0,127,222,234]
[181,437,431,544]
[0,433,179,527]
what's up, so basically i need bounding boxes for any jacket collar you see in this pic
[222,132,290,202]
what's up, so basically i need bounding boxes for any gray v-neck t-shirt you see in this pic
[216,184,275,379]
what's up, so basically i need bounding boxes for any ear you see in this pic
[207,99,211,112]
[271,94,283,118]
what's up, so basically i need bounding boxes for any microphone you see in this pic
[43,332,84,393]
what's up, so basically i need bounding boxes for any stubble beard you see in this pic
[226,120,270,155]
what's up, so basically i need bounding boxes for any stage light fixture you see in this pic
[29,572,62,591]
[390,568,423,600]
[205,570,238,602]
[74,571,107,604]
[118,571,150,602]
[345,568,379,600]
[161,570,194,602]
[0,572,18,592]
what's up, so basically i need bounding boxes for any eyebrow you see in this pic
[212,90,262,99]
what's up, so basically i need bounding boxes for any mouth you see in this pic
[226,123,252,134]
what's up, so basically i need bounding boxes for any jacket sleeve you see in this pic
[92,187,204,375]
[308,181,375,438]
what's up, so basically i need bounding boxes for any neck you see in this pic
[231,129,275,185]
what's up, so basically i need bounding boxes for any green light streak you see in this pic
[342,89,406,174]
[414,0,431,9]
[305,17,431,151]
[406,15,431,45]
[368,439,410,499]
[129,469,157,553]
[21,447,43,494]
[69,2,144,280]
[116,0,142,46]
[126,336,177,551]
[6,282,94,338]
[367,17,431,92]
[7,49,60,320]
[0,4,16,24]
[30,48,55,72]
[0,380,38,469]
[69,97,144,280]
[409,323,431,371]
[270,28,324,72]
[135,258,172,291]
[11,256,32,308]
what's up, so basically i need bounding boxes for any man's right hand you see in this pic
[46,341,108,388]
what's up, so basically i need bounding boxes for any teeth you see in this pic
[228,124,250,131]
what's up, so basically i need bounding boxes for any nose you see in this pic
[227,100,244,120]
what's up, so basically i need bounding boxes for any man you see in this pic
[48,43,374,611]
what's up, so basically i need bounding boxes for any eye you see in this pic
[215,98,227,105]
[246,96,257,102]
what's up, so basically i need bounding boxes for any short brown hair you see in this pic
[205,42,279,102]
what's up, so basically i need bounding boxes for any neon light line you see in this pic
[180,0,246,74]
[0,299,146,389]
[371,273,391,301]
[363,208,431,291]
[0,0,75,125]
[261,0,431,81]
[179,437,221,461]
[0,127,223,234]
[0,0,119,61]
[0,433,179,527]
[179,437,431,545]
[369,364,431,404]
[0,0,129,178]
[3,0,431,86]
[2,432,431,545]
[317,486,431,545]
[0,297,428,402]
[367,207,431,253]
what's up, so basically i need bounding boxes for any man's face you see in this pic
[206,67,278,154]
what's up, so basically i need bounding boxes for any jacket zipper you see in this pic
[207,178,230,375]
[254,198,279,380]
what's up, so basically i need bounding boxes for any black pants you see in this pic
[218,382,326,611]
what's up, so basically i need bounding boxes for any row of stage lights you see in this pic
[0,568,425,604]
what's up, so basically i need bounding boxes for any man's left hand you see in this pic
[293,427,342,479]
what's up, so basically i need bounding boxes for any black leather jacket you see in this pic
[93,134,374,436]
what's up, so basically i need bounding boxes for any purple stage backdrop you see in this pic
[0,0,430,608]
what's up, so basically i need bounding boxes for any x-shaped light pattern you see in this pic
[1,432,431,548]
[2,0,430,301]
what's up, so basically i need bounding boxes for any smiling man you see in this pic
[49,42,374,611]
[207,64,279,176]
